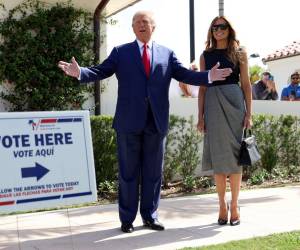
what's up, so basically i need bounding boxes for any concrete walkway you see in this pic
[1,185,300,250]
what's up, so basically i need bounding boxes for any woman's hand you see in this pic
[197,118,206,133]
[243,114,252,129]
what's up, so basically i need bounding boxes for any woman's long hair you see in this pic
[205,16,242,66]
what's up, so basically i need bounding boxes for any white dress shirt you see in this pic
[136,39,153,66]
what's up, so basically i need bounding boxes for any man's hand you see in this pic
[58,57,80,78]
[209,62,232,82]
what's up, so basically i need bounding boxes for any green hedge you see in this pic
[248,114,300,184]
[90,114,300,197]
[90,115,203,190]
[252,115,300,169]
[90,116,118,184]
[163,115,203,190]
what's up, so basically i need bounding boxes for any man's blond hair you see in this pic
[132,11,156,27]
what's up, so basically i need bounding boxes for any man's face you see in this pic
[291,74,299,85]
[132,14,155,43]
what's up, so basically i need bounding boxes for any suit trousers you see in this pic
[116,103,165,224]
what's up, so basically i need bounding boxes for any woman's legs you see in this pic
[229,173,242,220]
[214,174,228,220]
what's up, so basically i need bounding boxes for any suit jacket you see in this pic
[80,41,209,134]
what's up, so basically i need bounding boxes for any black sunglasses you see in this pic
[211,24,229,32]
[292,77,299,80]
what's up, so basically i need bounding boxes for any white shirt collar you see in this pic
[136,39,153,50]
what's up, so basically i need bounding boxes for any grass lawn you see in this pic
[181,231,300,250]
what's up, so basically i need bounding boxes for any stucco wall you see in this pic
[101,85,300,118]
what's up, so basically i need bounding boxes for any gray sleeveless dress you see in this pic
[202,49,245,174]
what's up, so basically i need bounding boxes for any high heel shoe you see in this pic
[217,203,229,225]
[230,206,240,226]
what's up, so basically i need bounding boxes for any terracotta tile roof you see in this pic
[262,41,300,62]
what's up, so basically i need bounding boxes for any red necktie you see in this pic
[142,43,150,77]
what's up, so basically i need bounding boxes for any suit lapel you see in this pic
[132,40,147,77]
[150,42,158,77]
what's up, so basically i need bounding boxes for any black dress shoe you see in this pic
[121,223,134,233]
[143,219,165,231]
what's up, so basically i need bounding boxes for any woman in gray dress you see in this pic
[197,16,252,226]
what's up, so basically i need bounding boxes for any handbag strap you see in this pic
[243,129,252,138]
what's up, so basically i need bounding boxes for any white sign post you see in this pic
[0,111,97,214]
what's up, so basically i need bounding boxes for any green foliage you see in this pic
[0,0,94,111]
[164,115,203,190]
[252,115,280,173]
[89,114,300,199]
[249,64,264,84]
[90,116,118,185]
[98,180,118,200]
[176,116,203,191]
[250,114,300,182]
[182,175,197,192]
[278,115,300,167]
[247,169,268,185]
[196,176,213,189]
[163,115,182,187]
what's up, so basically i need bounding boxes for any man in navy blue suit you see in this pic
[59,10,232,233]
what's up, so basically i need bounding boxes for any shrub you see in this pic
[247,169,268,185]
[252,115,280,173]
[98,180,118,200]
[176,116,203,190]
[164,115,204,189]
[250,114,300,184]
[90,116,118,186]
[278,115,300,167]
[0,0,94,111]
[89,114,300,198]
[163,115,182,187]
[183,175,197,192]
